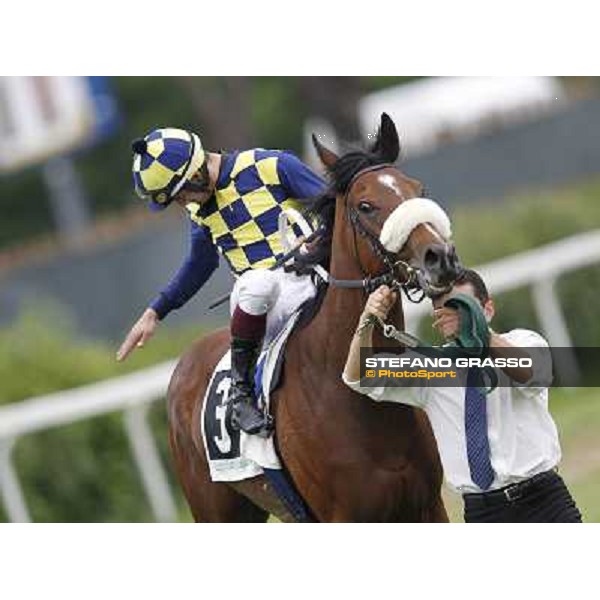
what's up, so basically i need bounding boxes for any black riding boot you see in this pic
[229,336,274,437]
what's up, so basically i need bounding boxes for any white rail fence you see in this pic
[1,229,600,522]
[0,361,178,523]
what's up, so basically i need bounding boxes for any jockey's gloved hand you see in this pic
[284,259,313,276]
[284,240,329,275]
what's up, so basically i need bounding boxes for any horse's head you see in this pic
[312,113,460,297]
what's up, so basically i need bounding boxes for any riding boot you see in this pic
[228,336,274,437]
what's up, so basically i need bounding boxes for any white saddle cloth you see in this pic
[200,311,301,482]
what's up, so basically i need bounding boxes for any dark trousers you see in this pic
[463,471,582,523]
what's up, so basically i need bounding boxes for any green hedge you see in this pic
[425,178,600,349]
[0,308,199,522]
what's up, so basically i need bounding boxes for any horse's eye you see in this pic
[358,201,375,214]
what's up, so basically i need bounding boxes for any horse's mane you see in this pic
[301,141,396,270]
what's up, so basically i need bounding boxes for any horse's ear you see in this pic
[312,134,338,169]
[371,112,400,163]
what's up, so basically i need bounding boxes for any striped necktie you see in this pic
[464,368,494,490]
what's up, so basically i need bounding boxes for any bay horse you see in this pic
[168,114,461,522]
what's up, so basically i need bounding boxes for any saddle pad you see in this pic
[200,310,301,482]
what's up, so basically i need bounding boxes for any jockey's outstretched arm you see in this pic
[150,223,219,319]
[117,223,218,361]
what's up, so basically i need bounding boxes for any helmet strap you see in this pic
[182,159,211,194]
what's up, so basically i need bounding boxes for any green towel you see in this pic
[438,293,497,393]
[443,293,490,356]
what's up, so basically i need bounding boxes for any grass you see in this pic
[451,176,600,265]
[0,306,203,406]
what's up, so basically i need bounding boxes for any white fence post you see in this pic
[531,277,581,384]
[123,405,178,522]
[0,439,31,523]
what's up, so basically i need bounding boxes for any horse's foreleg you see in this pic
[425,495,449,523]
[168,401,269,522]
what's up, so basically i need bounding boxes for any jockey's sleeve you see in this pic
[277,151,326,200]
[150,222,219,320]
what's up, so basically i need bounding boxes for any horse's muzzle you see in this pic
[423,242,462,287]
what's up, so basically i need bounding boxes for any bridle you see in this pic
[340,164,428,302]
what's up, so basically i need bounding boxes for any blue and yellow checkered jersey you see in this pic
[185,149,324,274]
[149,148,324,320]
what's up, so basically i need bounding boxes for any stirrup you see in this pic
[230,402,274,438]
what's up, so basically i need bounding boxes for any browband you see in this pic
[343,163,396,200]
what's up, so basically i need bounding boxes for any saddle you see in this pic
[200,285,326,478]
[201,289,325,521]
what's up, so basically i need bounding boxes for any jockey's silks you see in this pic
[150,149,324,319]
[186,149,324,274]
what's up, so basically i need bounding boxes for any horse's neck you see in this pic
[305,231,406,371]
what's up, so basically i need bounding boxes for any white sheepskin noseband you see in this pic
[379,198,452,253]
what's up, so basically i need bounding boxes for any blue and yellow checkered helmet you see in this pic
[131,127,205,211]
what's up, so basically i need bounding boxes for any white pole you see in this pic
[42,156,91,244]
[531,277,581,384]
[0,439,31,523]
[123,405,178,522]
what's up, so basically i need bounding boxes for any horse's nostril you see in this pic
[424,245,462,283]
[448,247,461,274]
[424,248,442,269]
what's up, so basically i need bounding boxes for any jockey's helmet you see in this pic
[131,127,205,211]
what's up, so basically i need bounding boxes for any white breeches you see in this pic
[230,269,317,343]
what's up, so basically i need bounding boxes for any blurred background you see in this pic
[0,76,598,523]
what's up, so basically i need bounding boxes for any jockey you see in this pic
[117,127,325,436]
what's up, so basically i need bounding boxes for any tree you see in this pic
[296,77,363,141]
[178,77,257,149]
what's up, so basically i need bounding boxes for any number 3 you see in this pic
[214,377,232,454]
